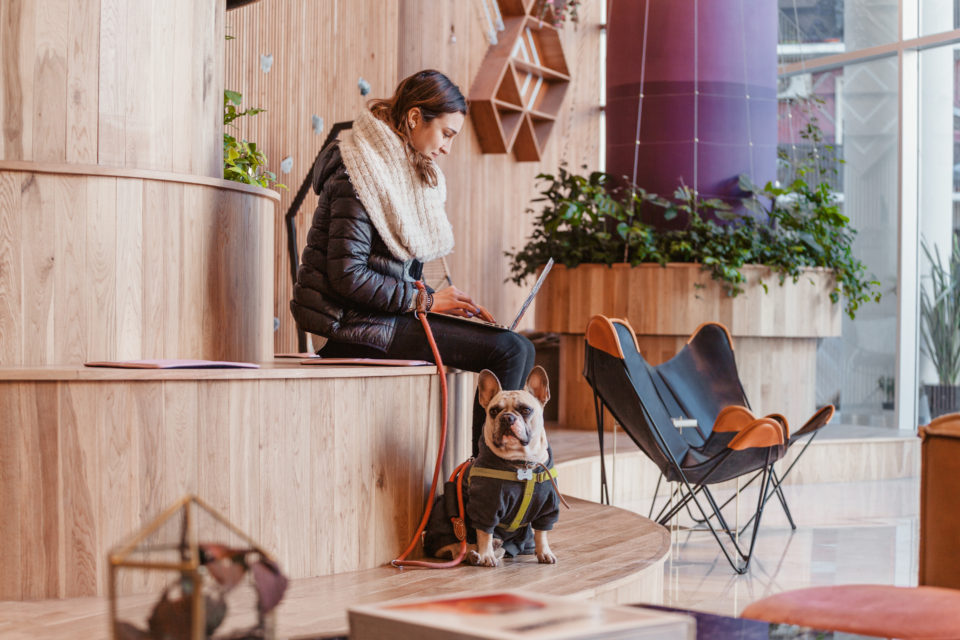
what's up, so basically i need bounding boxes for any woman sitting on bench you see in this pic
[290,69,535,456]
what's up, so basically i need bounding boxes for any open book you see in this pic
[349,590,694,640]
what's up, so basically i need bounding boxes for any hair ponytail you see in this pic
[368,70,467,187]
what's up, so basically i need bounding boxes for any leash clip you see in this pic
[516,468,533,480]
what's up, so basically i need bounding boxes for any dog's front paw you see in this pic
[536,550,557,564]
[534,530,555,564]
[471,549,501,567]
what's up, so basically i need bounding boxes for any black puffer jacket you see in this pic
[290,143,423,351]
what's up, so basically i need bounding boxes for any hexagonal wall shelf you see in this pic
[469,0,571,162]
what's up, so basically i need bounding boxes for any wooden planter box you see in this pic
[533,263,842,430]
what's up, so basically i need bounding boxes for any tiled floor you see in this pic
[620,476,920,617]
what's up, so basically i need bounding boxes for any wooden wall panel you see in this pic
[0,168,275,366]
[59,383,102,598]
[0,172,22,363]
[0,385,23,599]
[0,0,223,176]
[0,369,466,600]
[224,0,601,353]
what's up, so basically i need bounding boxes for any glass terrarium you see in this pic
[109,495,288,640]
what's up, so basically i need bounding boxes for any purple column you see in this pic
[606,0,777,215]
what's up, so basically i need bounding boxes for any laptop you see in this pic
[438,258,554,331]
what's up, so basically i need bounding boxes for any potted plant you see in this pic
[506,133,881,427]
[920,238,960,419]
[878,376,895,411]
[223,90,286,190]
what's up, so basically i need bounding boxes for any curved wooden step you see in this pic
[0,363,476,601]
[0,497,669,639]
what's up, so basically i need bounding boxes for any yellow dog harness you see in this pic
[468,464,558,532]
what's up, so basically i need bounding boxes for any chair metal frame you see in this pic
[585,316,786,573]
[654,322,834,535]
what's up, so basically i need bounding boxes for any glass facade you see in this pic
[918,45,960,421]
[778,0,898,64]
[778,0,960,429]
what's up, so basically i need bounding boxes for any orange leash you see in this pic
[391,282,469,569]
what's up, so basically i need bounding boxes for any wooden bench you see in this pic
[0,362,474,601]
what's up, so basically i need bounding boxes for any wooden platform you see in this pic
[0,362,478,601]
[0,497,670,640]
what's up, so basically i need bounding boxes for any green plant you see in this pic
[877,376,895,402]
[223,90,286,190]
[506,160,882,319]
[920,238,960,385]
[537,0,580,27]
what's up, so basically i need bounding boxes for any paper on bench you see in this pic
[84,359,260,369]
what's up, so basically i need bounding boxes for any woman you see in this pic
[291,69,536,456]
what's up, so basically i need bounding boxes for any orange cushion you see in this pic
[741,585,960,640]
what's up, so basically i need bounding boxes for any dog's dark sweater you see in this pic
[423,442,561,558]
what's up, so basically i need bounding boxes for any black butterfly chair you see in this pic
[583,315,786,574]
[655,322,835,533]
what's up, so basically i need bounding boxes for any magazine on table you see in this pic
[348,589,695,640]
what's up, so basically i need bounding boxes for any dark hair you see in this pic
[369,69,467,187]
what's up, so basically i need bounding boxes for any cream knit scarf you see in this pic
[338,109,455,262]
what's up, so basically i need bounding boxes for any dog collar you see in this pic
[469,465,557,483]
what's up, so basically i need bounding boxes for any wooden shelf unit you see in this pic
[468,0,571,161]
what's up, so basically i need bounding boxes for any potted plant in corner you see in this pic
[920,238,960,419]
[507,142,881,428]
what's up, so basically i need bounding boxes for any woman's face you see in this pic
[407,108,464,160]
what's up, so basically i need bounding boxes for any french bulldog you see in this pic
[424,366,560,567]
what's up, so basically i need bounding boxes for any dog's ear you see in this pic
[524,366,550,407]
[478,369,502,408]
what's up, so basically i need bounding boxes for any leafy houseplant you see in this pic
[877,376,895,411]
[508,103,880,320]
[920,238,960,418]
[506,165,881,320]
[223,90,286,190]
[537,0,581,27]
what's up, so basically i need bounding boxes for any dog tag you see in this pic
[516,468,533,480]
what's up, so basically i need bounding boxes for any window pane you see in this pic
[778,0,898,64]
[920,0,960,37]
[917,46,960,421]
[779,58,899,428]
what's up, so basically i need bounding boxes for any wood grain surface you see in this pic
[0,497,669,639]
[0,169,275,366]
[0,0,223,177]
[534,263,843,338]
[0,369,474,601]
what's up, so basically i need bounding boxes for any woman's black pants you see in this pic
[318,314,537,457]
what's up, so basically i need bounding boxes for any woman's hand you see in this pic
[432,287,496,322]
